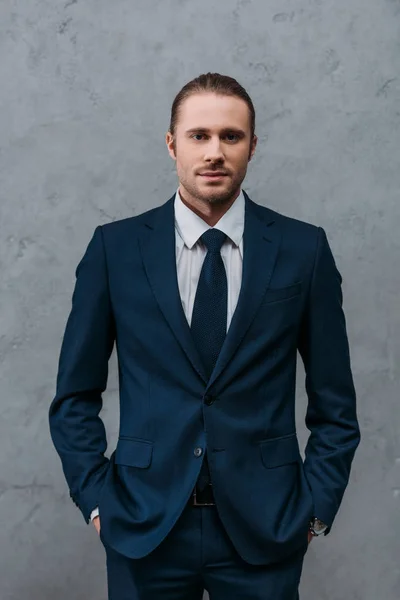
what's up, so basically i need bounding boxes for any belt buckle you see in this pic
[192,484,215,506]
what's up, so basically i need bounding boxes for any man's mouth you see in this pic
[199,172,228,180]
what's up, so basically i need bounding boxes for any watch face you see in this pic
[314,522,327,534]
[310,518,327,535]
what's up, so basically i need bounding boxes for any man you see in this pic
[49,72,360,599]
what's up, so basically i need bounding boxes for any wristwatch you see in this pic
[309,517,328,536]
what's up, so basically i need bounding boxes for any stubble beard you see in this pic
[191,182,236,207]
[179,172,242,208]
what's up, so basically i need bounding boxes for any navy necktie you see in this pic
[190,228,228,490]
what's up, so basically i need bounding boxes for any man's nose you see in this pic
[204,139,224,162]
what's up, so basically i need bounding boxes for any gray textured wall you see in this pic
[1,1,399,598]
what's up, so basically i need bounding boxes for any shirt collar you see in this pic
[174,188,245,249]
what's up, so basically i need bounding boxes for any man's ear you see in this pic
[166,132,176,160]
[249,134,258,161]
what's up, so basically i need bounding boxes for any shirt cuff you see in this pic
[90,507,99,522]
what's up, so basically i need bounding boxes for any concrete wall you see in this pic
[1,1,399,598]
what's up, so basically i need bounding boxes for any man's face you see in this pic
[166,93,257,207]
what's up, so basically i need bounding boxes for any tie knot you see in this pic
[200,229,227,253]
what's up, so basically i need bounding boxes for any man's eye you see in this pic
[191,133,239,141]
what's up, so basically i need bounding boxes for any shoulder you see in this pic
[100,204,161,237]
[249,198,323,253]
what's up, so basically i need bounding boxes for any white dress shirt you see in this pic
[89,188,245,522]
[174,188,244,328]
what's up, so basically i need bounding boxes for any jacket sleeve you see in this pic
[49,225,115,523]
[298,227,361,534]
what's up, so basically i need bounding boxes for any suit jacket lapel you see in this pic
[139,195,209,383]
[206,192,282,390]
[139,191,282,389]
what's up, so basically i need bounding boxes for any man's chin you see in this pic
[198,189,236,206]
[179,182,239,206]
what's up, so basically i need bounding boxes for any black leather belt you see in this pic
[190,482,215,506]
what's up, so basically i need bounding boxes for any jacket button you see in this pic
[204,394,215,405]
[194,447,203,457]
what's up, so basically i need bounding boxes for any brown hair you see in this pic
[168,72,256,143]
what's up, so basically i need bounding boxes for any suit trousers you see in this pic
[100,499,306,600]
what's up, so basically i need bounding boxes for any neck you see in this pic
[178,187,240,227]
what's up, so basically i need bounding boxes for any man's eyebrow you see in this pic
[185,127,246,136]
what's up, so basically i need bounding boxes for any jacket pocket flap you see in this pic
[259,434,300,468]
[263,282,302,304]
[115,437,153,468]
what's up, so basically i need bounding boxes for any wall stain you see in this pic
[17,237,35,259]
[273,12,295,23]
[97,208,116,222]
[232,0,252,21]
[323,48,341,75]
[248,61,278,84]
[47,192,60,207]
[266,108,292,122]
[376,78,396,97]
[0,481,53,500]
[58,18,72,35]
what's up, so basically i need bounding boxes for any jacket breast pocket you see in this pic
[259,433,300,468]
[115,437,153,468]
[262,282,302,305]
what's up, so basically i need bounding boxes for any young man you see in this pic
[49,72,360,599]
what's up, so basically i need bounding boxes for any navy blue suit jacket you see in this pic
[49,191,360,565]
